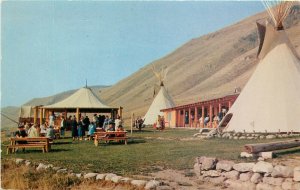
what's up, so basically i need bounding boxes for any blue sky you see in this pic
[1,1,265,107]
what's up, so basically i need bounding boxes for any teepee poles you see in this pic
[262,1,294,30]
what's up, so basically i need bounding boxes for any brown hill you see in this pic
[2,8,300,127]
[99,8,300,123]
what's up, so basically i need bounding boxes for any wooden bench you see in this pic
[7,137,51,154]
[94,131,128,146]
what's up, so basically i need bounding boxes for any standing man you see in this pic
[60,116,66,138]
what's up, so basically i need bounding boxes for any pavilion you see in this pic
[36,87,122,124]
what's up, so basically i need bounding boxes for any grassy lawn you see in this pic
[2,128,300,176]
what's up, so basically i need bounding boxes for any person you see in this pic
[116,125,125,138]
[218,112,223,122]
[136,117,144,131]
[77,116,84,140]
[160,116,165,130]
[116,124,124,132]
[213,115,219,128]
[28,124,40,137]
[199,117,204,127]
[156,115,162,130]
[93,114,99,127]
[83,116,90,132]
[15,125,28,138]
[204,115,210,127]
[185,112,189,125]
[60,116,66,138]
[46,125,55,139]
[88,122,96,140]
[99,115,105,128]
[103,115,109,130]
[49,111,55,127]
[40,121,48,136]
[15,125,28,146]
[71,116,78,141]
[114,115,122,130]
[24,122,30,134]
[106,123,115,132]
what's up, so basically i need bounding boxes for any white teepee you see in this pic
[143,66,175,125]
[223,2,300,133]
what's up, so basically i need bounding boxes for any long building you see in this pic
[161,94,238,128]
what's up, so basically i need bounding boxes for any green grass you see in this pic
[2,128,300,176]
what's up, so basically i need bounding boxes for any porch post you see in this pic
[183,109,186,127]
[189,108,192,127]
[76,108,80,122]
[209,104,213,128]
[39,107,43,125]
[201,106,204,128]
[33,106,38,125]
[195,107,198,128]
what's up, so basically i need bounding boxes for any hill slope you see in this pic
[99,8,300,122]
[2,8,300,127]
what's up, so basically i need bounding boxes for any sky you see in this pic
[1,1,265,108]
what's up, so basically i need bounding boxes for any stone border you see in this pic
[194,130,300,140]
[194,156,300,190]
[13,158,168,190]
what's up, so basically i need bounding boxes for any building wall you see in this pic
[164,110,176,128]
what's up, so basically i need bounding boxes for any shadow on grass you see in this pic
[130,129,155,133]
[11,148,70,154]
[97,138,146,146]
[53,141,72,145]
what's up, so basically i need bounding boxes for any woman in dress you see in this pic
[71,116,78,141]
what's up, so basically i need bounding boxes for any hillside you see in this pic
[2,7,300,127]
[99,8,300,122]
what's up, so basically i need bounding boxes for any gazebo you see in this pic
[40,87,122,123]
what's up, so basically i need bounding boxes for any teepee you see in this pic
[222,1,300,133]
[143,66,175,125]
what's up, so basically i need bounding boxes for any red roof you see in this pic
[161,94,239,112]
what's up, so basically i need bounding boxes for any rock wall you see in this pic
[194,156,300,190]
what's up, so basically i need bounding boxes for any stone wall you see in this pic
[218,132,300,140]
[13,158,169,190]
[194,130,300,140]
[194,156,300,190]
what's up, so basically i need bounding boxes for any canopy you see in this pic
[19,106,34,118]
[44,87,112,109]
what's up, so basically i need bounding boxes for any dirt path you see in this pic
[149,169,221,190]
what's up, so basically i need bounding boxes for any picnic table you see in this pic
[94,131,128,146]
[6,137,52,154]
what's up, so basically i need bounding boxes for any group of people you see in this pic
[134,117,145,131]
[198,109,227,127]
[15,112,126,143]
[15,121,55,139]
[70,115,124,141]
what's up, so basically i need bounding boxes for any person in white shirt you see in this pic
[60,116,66,137]
[49,111,55,127]
[114,115,122,130]
[28,124,40,137]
